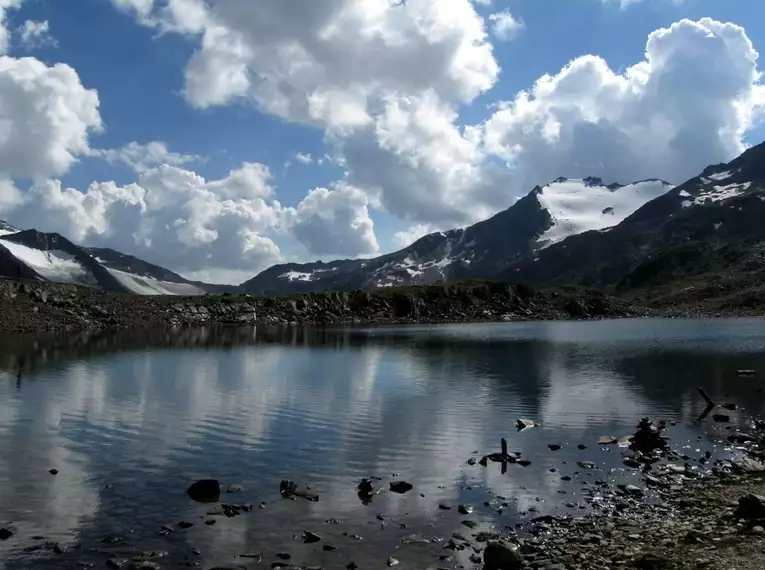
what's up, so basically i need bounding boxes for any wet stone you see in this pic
[303,531,322,543]
[389,481,413,494]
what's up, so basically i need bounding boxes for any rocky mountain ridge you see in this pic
[241,177,672,294]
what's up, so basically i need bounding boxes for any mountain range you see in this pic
[1,140,764,300]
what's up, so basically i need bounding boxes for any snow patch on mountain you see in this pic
[707,170,733,181]
[535,179,673,247]
[695,182,752,205]
[281,270,315,282]
[105,268,206,295]
[0,238,97,286]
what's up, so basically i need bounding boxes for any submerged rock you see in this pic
[187,479,221,503]
[280,479,319,501]
[0,528,13,540]
[389,481,413,494]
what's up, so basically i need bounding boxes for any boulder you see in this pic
[735,494,765,520]
[483,540,525,570]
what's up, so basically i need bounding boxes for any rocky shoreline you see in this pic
[0,278,648,334]
[477,417,765,570]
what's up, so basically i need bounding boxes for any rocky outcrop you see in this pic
[0,278,648,334]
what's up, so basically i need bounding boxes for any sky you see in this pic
[0,0,763,284]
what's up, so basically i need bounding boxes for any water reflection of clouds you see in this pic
[2,321,765,566]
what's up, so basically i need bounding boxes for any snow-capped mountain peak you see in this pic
[0,220,20,236]
[534,178,674,248]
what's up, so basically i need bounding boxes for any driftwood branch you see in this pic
[698,387,715,407]
[696,387,716,422]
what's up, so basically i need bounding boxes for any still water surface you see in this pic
[1,319,765,569]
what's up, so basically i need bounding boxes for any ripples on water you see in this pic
[1,319,765,569]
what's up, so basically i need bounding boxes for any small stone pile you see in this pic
[629,417,670,455]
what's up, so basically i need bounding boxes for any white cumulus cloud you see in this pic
[8,163,286,274]
[283,183,380,258]
[488,10,524,41]
[0,56,102,180]
[17,20,57,49]
[294,152,313,165]
[483,18,764,190]
[91,141,202,173]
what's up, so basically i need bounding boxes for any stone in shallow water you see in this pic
[401,534,429,544]
[303,530,322,543]
[458,504,473,515]
[0,528,13,540]
[516,419,537,431]
[187,479,220,503]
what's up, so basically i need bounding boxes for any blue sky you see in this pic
[0,0,763,283]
